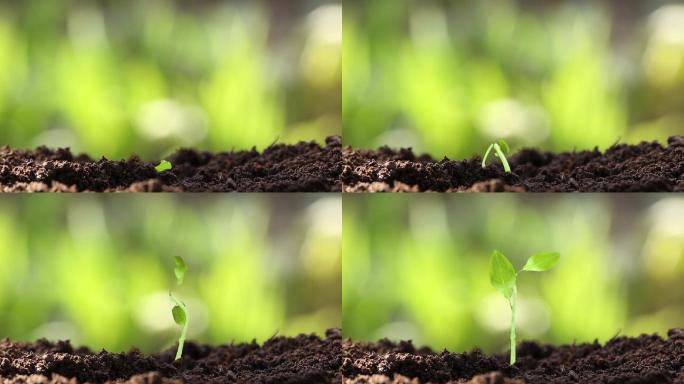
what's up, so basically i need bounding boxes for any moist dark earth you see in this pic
[342,137,684,192]
[343,329,684,384]
[0,329,341,384]
[0,137,341,192]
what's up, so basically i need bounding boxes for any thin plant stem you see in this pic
[170,292,188,361]
[176,311,188,360]
[482,144,494,168]
[509,287,517,365]
[494,144,512,173]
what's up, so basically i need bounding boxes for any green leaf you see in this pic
[155,160,172,172]
[174,256,187,285]
[489,250,517,299]
[522,252,560,272]
[497,139,510,154]
[172,305,187,326]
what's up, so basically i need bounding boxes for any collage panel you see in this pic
[0,194,341,382]
[342,1,683,192]
[0,1,341,192]
[342,194,684,382]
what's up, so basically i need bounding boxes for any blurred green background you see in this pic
[344,0,684,158]
[0,0,341,159]
[0,195,341,352]
[343,195,684,353]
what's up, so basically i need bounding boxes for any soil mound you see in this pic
[342,137,684,192]
[0,137,341,192]
[0,329,342,384]
[342,329,684,384]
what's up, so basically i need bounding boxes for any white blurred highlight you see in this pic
[643,198,684,279]
[136,99,208,144]
[477,294,551,337]
[134,291,208,337]
[644,5,684,86]
[649,5,684,45]
[302,197,341,279]
[307,4,342,45]
[478,99,550,144]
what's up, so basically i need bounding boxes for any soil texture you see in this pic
[0,137,341,192]
[342,329,684,384]
[0,329,342,384]
[342,137,684,192]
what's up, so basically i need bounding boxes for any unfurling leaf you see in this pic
[155,160,172,172]
[489,250,517,300]
[497,139,510,154]
[522,252,560,272]
[172,305,187,326]
[174,256,187,285]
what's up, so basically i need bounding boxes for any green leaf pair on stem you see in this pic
[489,250,560,365]
[482,139,511,173]
[170,256,188,361]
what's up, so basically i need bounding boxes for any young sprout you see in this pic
[155,160,173,172]
[489,250,560,365]
[482,139,511,173]
[170,256,188,361]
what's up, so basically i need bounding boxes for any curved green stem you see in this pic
[176,315,188,360]
[170,293,188,361]
[482,144,494,168]
[493,144,511,173]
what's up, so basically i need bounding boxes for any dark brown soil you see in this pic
[342,137,684,192]
[0,137,341,192]
[0,329,342,384]
[342,329,684,384]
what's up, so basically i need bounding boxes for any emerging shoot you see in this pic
[170,256,188,361]
[489,250,560,365]
[155,160,173,172]
[482,139,511,173]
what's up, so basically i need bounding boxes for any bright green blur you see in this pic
[0,195,341,352]
[343,195,684,354]
[344,0,684,158]
[0,1,341,159]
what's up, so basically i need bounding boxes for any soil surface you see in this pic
[342,329,684,384]
[0,137,341,192]
[0,329,342,384]
[342,137,684,192]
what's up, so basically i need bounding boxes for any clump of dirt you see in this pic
[342,137,684,192]
[342,329,684,384]
[0,329,342,384]
[0,137,342,192]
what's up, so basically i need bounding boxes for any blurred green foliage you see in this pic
[343,0,684,158]
[0,195,341,352]
[0,0,341,159]
[343,195,684,353]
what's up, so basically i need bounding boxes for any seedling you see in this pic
[482,139,511,173]
[489,250,560,365]
[155,160,173,172]
[170,256,188,360]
